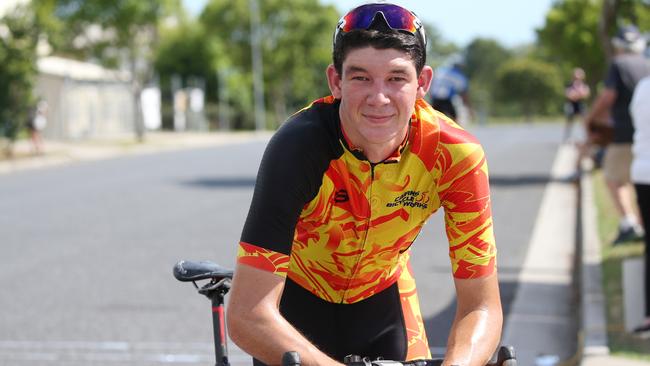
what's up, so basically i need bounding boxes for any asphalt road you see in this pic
[0,122,566,365]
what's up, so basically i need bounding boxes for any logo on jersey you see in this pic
[386,190,429,209]
[334,189,349,203]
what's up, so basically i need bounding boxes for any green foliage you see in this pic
[615,0,650,31]
[197,0,338,129]
[155,22,216,92]
[536,0,605,87]
[465,38,512,83]
[495,58,563,119]
[0,5,39,142]
[463,38,512,116]
[423,23,460,67]
[537,0,649,89]
[32,0,183,81]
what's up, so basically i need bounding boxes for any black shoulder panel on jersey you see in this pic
[240,101,343,255]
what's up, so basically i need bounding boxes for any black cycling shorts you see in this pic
[253,278,407,365]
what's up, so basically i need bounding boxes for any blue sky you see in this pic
[182,0,556,47]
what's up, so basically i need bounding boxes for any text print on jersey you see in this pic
[386,190,429,209]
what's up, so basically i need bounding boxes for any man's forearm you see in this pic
[584,89,616,125]
[228,310,339,366]
[227,264,341,366]
[443,307,502,366]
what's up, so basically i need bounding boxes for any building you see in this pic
[35,56,135,140]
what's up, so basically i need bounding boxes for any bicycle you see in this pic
[173,260,517,366]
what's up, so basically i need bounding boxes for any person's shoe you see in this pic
[612,226,644,245]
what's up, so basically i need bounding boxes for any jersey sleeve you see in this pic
[436,123,496,279]
[237,108,335,277]
[604,61,621,91]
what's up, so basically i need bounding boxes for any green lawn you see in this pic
[592,170,650,359]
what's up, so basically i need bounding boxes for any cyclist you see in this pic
[429,55,470,122]
[227,4,502,366]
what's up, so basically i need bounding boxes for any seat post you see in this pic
[211,289,230,366]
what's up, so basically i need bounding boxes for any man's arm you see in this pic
[227,263,341,366]
[584,88,617,126]
[443,273,503,366]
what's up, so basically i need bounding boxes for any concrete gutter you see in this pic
[578,163,610,363]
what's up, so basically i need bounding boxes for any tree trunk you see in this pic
[599,0,619,62]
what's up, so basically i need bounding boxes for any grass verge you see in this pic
[591,169,650,359]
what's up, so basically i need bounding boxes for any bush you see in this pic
[495,58,563,120]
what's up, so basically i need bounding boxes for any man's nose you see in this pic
[366,82,391,105]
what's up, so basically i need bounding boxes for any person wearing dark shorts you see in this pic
[584,25,650,245]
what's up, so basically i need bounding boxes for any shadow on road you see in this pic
[180,176,257,189]
[489,174,576,187]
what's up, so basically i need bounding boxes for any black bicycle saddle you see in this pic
[173,260,234,282]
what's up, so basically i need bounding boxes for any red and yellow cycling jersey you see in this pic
[237,96,496,359]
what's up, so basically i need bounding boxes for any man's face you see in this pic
[327,47,431,149]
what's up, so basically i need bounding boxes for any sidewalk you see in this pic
[0,131,273,175]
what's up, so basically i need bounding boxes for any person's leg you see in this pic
[606,181,640,224]
[636,185,650,315]
[634,183,650,332]
[603,144,643,244]
[563,108,574,142]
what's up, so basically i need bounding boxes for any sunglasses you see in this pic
[334,3,426,48]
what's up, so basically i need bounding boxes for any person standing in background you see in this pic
[563,67,590,142]
[584,25,650,244]
[630,75,650,334]
[28,99,48,155]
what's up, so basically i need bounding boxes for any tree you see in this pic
[200,0,339,129]
[537,0,649,90]
[599,0,650,59]
[423,23,459,67]
[463,38,512,117]
[536,0,605,90]
[495,58,563,121]
[35,0,182,141]
[0,5,39,155]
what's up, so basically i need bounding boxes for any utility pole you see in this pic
[249,0,266,131]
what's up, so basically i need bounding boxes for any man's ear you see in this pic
[417,65,434,99]
[326,64,342,99]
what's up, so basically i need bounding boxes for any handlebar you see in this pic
[281,345,516,366]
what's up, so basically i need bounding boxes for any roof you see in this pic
[37,56,131,82]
